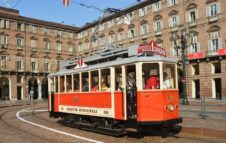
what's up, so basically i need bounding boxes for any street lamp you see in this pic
[171,26,195,105]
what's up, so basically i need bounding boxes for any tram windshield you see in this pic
[162,63,176,89]
[143,63,160,90]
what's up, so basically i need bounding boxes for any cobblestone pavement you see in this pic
[0,99,226,143]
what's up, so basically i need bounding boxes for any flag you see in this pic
[63,0,70,6]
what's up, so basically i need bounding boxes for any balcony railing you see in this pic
[45,48,50,53]
[188,20,197,28]
[1,44,8,49]
[31,47,37,52]
[208,15,218,23]
[155,29,162,36]
[206,49,218,57]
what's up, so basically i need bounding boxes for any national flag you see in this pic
[63,0,70,6]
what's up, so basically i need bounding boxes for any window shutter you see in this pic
[206,6,209,17]
[21,24,24,31]
[6,21,9,29]
[0,20,4,28]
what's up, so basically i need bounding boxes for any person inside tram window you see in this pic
[116,75,123,91]
[67,82,72,92]
[92,83,99,91]
[82,82,89,92]
[145,74,159,89]
[101,82,109,91]
[127,72,136,89]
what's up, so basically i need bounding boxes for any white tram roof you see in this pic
[48,45,178,77]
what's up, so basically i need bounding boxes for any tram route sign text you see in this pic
[138,41,166,57]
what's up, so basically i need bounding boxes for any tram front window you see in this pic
[163,64,176,89]
[143,63,160,90]
[66,75,72,92]
[59,76,65,93]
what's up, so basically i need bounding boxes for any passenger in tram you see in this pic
[92,84,99,91]
[127,73,136,89]
[82,83,89,92]
[145,74,159,89]
[101,82,110,91]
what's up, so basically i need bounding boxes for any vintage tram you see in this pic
[48,41,182,136]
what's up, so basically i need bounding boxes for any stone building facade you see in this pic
[75,0,226,99]
[0,7,77,100]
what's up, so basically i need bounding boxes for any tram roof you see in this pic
[48,55,178,77]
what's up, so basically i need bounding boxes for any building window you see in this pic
[84,42,89,50]
[1,35,8,48]
[206,3,220,17]
[140,24,148,35]
[209,31,221,52]
[187,9,198,22]
[152,1,161,12]
[99,23,105,31]
[56,30,62,38]
[127,12,134,21]
[43,27,49,35]
[0,55,7,70]
[44,59,49,72]
[118,32,124,41]
[0,19,9,29]
[15,22,24,31]
[169,15,179,28]
[67,32,73,39]
[171,40,180,57]
[108,19,115,28]
[191,64,199,75]
[92,40,97,48]
[31,58,38,71]
[154,20,163,32]
[68,44,73,53]
[56,43,62,53]
[31,39,37,50]
[116,17,123,25]
[212,62,221,74]
[99,37,105,47]
[16,57,24,71]
[189,36,200,53]
[168,0,178,7]
[44,41,50,52]
[77,32,83,39]
[139,6,147,17]
[128,29,136,39]
[108,35,115,44]
[16,38,23,49]
[29,25,36,33]
[78,44,83,52]
[83,31,88,37]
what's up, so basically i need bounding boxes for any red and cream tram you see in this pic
[48,41,182,135]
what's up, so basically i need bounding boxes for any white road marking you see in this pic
[16,108,104,143]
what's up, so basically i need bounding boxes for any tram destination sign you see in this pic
[138,41,166,57]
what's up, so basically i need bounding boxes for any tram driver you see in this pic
[145,70,160,89]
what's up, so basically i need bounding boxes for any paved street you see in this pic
[0,100,226,143]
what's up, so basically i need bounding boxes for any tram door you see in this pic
[125,65,137,119]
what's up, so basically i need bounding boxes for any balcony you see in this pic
[31,47,37,52]
[0,62,7,71]
[188,52,204,60]
[44,48,50,53]
[1,44,8,49]
[208,15,218,23]
[218,48,226,56]
[17,46,23,51]
[188,20,197,28]
[155,30,162,36]
[206,49,218,57]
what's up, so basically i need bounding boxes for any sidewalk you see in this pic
[0,99,47,108]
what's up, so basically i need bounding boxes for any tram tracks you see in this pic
[0,105,64,143]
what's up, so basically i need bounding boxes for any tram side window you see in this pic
[143,63,160,90]
[73,74,80,92]
[115,67,122,91]
[163,64,176,89]
[101,69,110,91]
[59,76,65,93]
[91,71,99,92]
[82,72,89,92]
[66,75,72,92]
[55,77,58,93]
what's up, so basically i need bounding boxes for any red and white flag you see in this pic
[63,0,70,6]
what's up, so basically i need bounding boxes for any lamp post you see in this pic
[171,26,195,105]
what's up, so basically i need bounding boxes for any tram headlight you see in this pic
[167,104,175,112]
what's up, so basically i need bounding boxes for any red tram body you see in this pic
[48,43,182,135]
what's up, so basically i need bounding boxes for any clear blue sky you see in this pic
[0,0,140,27]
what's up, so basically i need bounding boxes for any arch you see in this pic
[30,36,38,40]
[140,20,148,25]
[100,34,105,38]
[109,30,115,35]
[67,41,74,45]
[56,40,62,43]
[168,10,178,16]
[79,41,83,45]
[0,51,9,55]
[0,32,9,36]
[128,24,135,29]
[15,34,24,38]
[85,39,89,42]
[206,0,217,4]
[41,78,48,99]
[43,38,50,42]
[43,55,51,59]
[56,56,63,60]
[28,77,38,100]
[153,14,162,20]
[186,3,198,10]
[15,52,24,57]
[30,54,38,58]
[207,25,221,32]
[117,27,124,32]
[0,77,9,100]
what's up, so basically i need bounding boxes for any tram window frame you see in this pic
[115,67,122,91]
[101,68,111,92]
[82,72,89,92]
[59,76,65,93]
[50,78,54,93]
[91,70,99,92]
[162,63,176,89]
[142,63,160,90]
[73,74,80,92]
[66,74,72,92]
[55,77,58,93]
